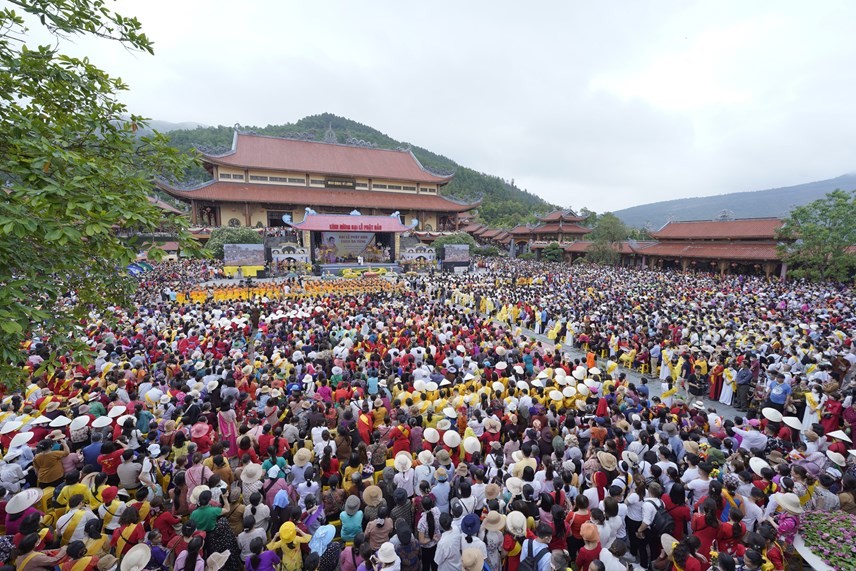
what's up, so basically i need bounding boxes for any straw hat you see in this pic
[91,416,112,428]
[485,483,500,500]
[9,431,34,449]
[505,511,527,536]
[749,457,770,476]
[240,463,264,483]
[773,492,804,515]
[491,381,504,393]
[436,450,452,466]
[107,405,126,418]
[443,431,461,448]
[97,555,117,571]
[572,368,586,381]
[576,384,590,397]
[513,365,524,376]
[6,488,43,514]
[377,542,398,564]
[189,485,210,505]
[484,418,501,434]
[394,451,413,472]
[549,390,564,402]
[462,548,486,571]
[660,534,678,556]
[30,415,51,425]
[0,420,22,435]
[563,386,576,398]
[589,367,601,376]
[206,551,231,571]
[662,422,678,436]
[506,477,524,496]
[483,510,507,531]
[621,450,639,468]
[418,450,435,466]
[826,450,846,466]
[683,441,700,456]
[463,436,481,454]
[827,430,852,443]
[45,401,61,413]
[294,448,312,467]
[515,380,528,390]
[48,429,65,441]
[424,428,440,443]
[591,449,614,471]
[495,362,508,371]
[762,407,783,423]
[782,416,802,430]
[363,485,383,506]
[70,416,90,431]
[120,543,151,571]
[442,407,457,419]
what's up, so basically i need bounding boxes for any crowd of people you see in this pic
[1,258,855,571]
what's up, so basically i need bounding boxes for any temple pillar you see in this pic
[780,262,788,281]
[394,233,401,261]
[718,260,729,276]
[302,231,311,253]
[244,202,250,226]
[191,201,198,225]
[680,258,690,272]
[763,262,776,278]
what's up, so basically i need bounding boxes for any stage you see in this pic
[319,262,400,276]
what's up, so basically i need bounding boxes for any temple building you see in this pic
[157,131,478,233]
[508,209,592,253]
[640,217,785,276]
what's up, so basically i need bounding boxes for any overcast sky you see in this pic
[21,1,856,212]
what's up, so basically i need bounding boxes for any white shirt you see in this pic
[599,548,627,571]
[56,508,98,543]
[641,496,662,526]
[743,499,763,532]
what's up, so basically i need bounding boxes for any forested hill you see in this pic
[163,113,557,227]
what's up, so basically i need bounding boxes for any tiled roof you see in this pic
[639,241,780,261]
[480,229,504,239]
[461,223,485,233]
[529,241,653,255]
[147,196,184,215]
[156,181,478,213]
[652,218,783,240]
[291,214,410,232]
[473,226,492,236]
[530,222,591,234]
[203,133,451,184]
[509,225,533,235]
[538,209,587,222]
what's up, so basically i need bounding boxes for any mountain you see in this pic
[144,120,207,133]
[612,174,856,230]
[162,113,557,227]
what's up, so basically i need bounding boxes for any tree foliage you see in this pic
[431,232,477,255]
[776,189,856,281]
[0,0,200,385]
[587,212,630,265]
[541,242,565,263]
[205,227,264,260]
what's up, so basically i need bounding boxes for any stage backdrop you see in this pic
[224,243,265,266]
[321,232,375,259]
[443,244,470,263]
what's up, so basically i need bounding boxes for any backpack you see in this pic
[645,499,675,535]
[518,540,549,571]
